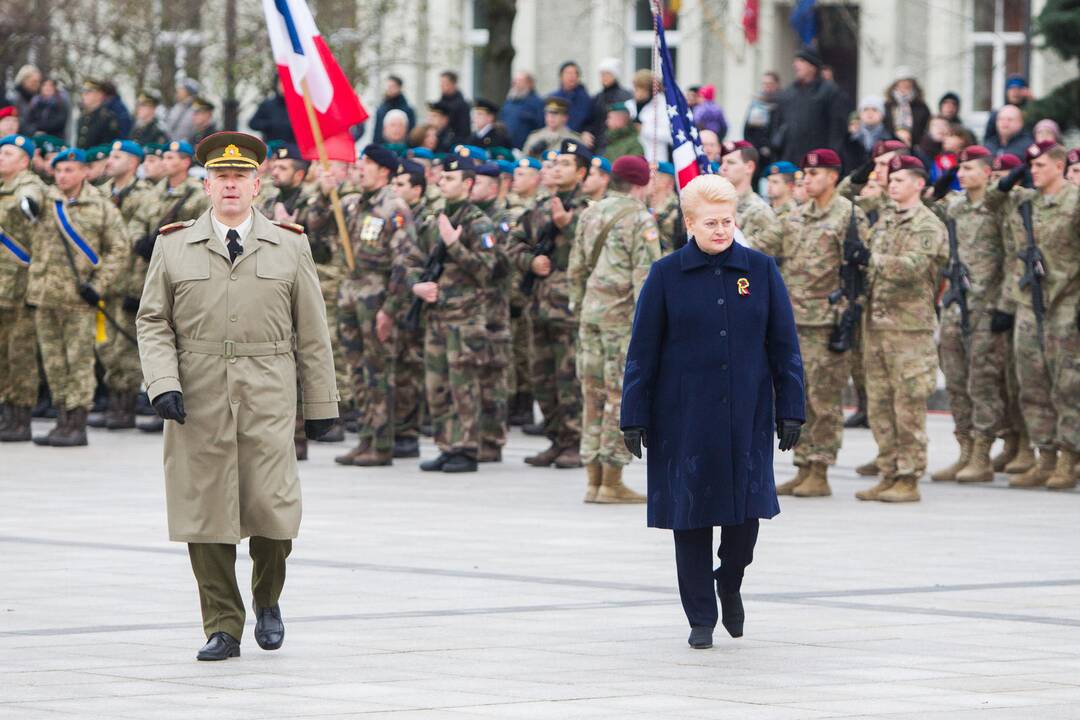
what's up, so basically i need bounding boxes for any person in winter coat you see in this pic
[25,79,69,138]
[770,49,848,164]
[249,81,296,145]
[629,70,671,164]
[585,58,633,152]
[500,71,545,150]
[372,75,416,145]
[621,173,805,651]
[552,62,593,135]
[883,68,931,149]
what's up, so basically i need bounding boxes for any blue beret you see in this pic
[541,149,559,162]
[766,161,799,176]
[0,134,35,160]
[657,161,675,177]
[475,162,501,178]
[111,139,145,160]
[444,154,478,172]
[166,140,195,157]
[590,156,612,174]
[454,144,489,162]
[52,148,87,167]
[496,159,517,175]
[362,144,399,171]
[409,147,434,160]
[517,157,542,171]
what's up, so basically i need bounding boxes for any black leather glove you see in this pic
[777,419,801,452]
[121,296,140,314]
[304,418,336,440]
[134,234,156,261]
[850,160,874,186]
[990,311,1015,334]
[152,391,186,424]
[932,166,959,200]
[623,427,647,459]
[19,195,39,221]
[997,165,1030,193]
[77,283,100,307]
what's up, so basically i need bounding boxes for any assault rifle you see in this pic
[403,206,465,332]
[827,208,870,353]
[520,189,578,296]
[1017,200,1046,351]
[940,218,972,337]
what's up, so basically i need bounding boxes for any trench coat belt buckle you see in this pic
[177,336,295,358]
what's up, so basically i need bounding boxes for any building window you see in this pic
[465,0,490,98]
[628,0,679,76]
[969,0,1027,113]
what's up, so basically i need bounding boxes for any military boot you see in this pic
[392,436,420,457]
[553,446,583,469]
[1046,448,1078,491]
[33,408,69,446]
[478,444,502,463]
[595,464,646,504]
[956,435,995,483]
[991,433,1019,472]
[877,474,920,503]
[0,405,32,442]
[315,419,345,443]
[776,465,810,495]
[334,439,371,466]
[508,393,534,426]
[106,392,137,430]
[51,407,89,447]
[524,442,561,467]
[87,395,111,428]
[855,458,880,476]
[351,447,393,466]
[1004,431,1037,474]
[793,462,831,497]
[931,435,972,482]
[1009,448,1056,488]
[583,461,603,503]
[855,476,897,501]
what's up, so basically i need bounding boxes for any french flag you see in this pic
[655,11,712,190]
[263,0,368,162]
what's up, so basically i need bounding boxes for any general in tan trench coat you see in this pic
[136,131,338,661]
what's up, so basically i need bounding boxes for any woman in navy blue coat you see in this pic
[621,174,805,649]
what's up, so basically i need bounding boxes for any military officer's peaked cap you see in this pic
[82,78,113,94]
[543,96,570,114]
[112,139,145,160]
[0,134,35,159]
[800,148,842,170]
[473,98,499,114]
[558,138,592,161]
[196,131,265,169]
[1025,140,1061,163]
[192,97,216,112]
[137,91,161,106]
[362,144,400,172]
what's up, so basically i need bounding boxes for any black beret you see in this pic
[363,144,400,172]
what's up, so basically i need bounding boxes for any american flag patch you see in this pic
[481,233,496,248]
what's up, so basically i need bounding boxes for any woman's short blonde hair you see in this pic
[680,174,737,218]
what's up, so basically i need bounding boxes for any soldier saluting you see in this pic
[136,132,338,661]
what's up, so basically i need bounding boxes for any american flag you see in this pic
[655,11,712,190]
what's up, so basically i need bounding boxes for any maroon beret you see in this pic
[800,148,842,170]
[1068,148,1080,168]
[992,153,1023,171]
[872,139,907,158]
[719,140,754,158]
[1026,140,1061,162]
[611,155,650,186]
[888,154,926,173]
[958,145,992,163]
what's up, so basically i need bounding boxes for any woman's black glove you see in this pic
[777,419,801,452]
[304,418,336,440]
[152,391,186,424]
[623,427,647,459]
[990,311,1014,334]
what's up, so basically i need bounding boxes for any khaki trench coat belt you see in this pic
[177,336,295,358]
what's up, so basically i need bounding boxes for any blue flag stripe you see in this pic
[0,231,30,265]
[654,13,711,178]
[274,0,306,55]
[53,200,100,267]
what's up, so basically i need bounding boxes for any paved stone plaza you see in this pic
[2,413,1079,719]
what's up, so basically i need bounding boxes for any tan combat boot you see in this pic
[334,438,371,466]
[1008,448,1056,488]
[793,462,831,497]
[1004,431,1037,475]
[855,458,880,476]
[553,446,583,469]
[878,474,921,503]
[776,465,810,495]
[351,447,393,466]
[931,435,972,482]
[956,435,995,483]
[583,462,603,503]
[595,464,646,504]
[1046,448,1078,491]
[991,433,1019,472]
[855,476,897,501]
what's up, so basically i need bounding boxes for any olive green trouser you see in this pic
[187,537,292,641]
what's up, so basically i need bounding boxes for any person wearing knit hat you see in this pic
[567,151,659,505]
[1033,118,1062,145]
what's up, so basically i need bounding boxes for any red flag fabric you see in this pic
[743,0,759,44]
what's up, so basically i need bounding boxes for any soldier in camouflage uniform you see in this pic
[93,141,156,430]
[257,144,314,222]
[568,155,659,504]
[650,163,682,256]
[778,149,870,498]
[0,134,47,441]
[719,140,783,258]
[856,155,948,503]
[582,156,611,202]
[509,139,593,468]
[523,97,582,158]
[504,157,542,426]
[404,152,499,473]
[333,145,414,467]
[765,161,800,224]
[27,148,128,446]
[985,142,1080,489]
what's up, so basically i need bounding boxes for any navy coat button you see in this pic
[720,330,727,337]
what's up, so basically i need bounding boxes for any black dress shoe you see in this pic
[393,436,420,458]
[688,626,713,649]
[196,631,240,661]
[420,452,452,471]
[442,452,478,473]
[719,592,745,638]
[254,602,284,651]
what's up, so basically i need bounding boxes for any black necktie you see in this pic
[226,228,242,264]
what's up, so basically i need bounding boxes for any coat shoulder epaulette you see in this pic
[274,221,305,234]
[160,220,194,235]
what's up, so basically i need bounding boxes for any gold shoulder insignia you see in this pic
[159,220,193,235]
[274,221,305,234]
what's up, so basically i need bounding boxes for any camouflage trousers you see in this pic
[479,323,511,452]
[863,328,938,478]
[394,322,424,440]
[1003,333,1026,437]
[339,280,394,452]
[321,272,351,406]
[1014,304,1080,452]
[529,318,581,448]
[425,314,486,454]
[937,309,1010,441]
[793,326,846,467]
[36,306,97,410]
[510,312,531,395]
[849,323,866,401]
[0,302,39,406]
[95,298,142,393]
[577,322,632,467]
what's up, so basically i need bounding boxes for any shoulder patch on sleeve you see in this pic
[274,221,305,234]
[481,232,497,249]
[159,220,193,235]
[391,212,406,230]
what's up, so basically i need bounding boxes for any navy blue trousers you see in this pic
[673,519,759,629]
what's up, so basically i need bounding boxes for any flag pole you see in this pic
[300,77,355,272]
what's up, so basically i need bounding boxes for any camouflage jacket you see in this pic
[568,191,661,328]
[932,190,1006,314]
[772,198,799,224]
[651,192,681,256]
[737,189,782,258]
[257,183,314,222]
[26,182,129,309]
[102,176,157,298]
[522,127,582,158]
[340,184,415,320]
[781,193,869,327]
[0,170,48,305]
[864,202,948,332]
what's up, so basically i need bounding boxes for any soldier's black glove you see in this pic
[623,427,647,459]
[134,234,156,261]
[77,284,100,307]
[152,391,186,424]
[990,311,1015,334]
[777,419,802,452]
[932,166,959,200]
[304,418,336,440]
[850,160,874,186]
[121,296,140,314]
[997,165,1030,193]
[19,195,39,221]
